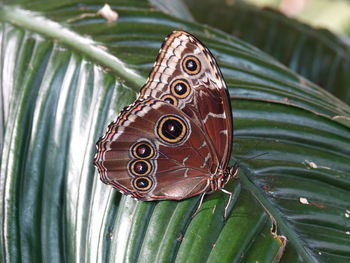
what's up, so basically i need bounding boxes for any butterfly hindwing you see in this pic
[95,98,218,200]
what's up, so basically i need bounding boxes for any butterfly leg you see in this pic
[220,188,233,221]
[191,192,207,219]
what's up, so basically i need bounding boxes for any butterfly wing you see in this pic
[138,31,232,170]
[94,98,218,200]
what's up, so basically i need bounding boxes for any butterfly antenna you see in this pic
[244,152,269,161]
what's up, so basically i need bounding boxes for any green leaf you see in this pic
[1,1,350,262]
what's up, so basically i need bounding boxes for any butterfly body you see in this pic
[94,31,237,201]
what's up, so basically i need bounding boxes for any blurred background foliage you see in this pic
[247,0,350,34]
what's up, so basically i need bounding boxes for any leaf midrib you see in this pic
[0,6,146,87]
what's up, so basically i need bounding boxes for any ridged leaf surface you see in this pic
[1,1,349,263]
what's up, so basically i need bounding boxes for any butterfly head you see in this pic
[215,164,239,191]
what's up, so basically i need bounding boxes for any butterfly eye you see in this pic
[133,177,153,191]
[156,115,188,144]
[171,79,190,98]
[161,94,178,106]
[132,142,155,159]
[129,160,152,176]
[182,56,201,75]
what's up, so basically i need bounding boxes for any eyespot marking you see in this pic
[133,177,153,191]
[129,160,152,176]
[171,79,190,98]
[131,141,155,159]
[161,94,178,106]
[182,56,201,75]
[156,115,189,144]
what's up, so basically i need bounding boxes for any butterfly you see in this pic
[94,31,238,203]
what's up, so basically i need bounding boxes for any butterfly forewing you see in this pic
[139,31,232,169]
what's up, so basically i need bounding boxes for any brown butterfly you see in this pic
[94,31,238,203]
